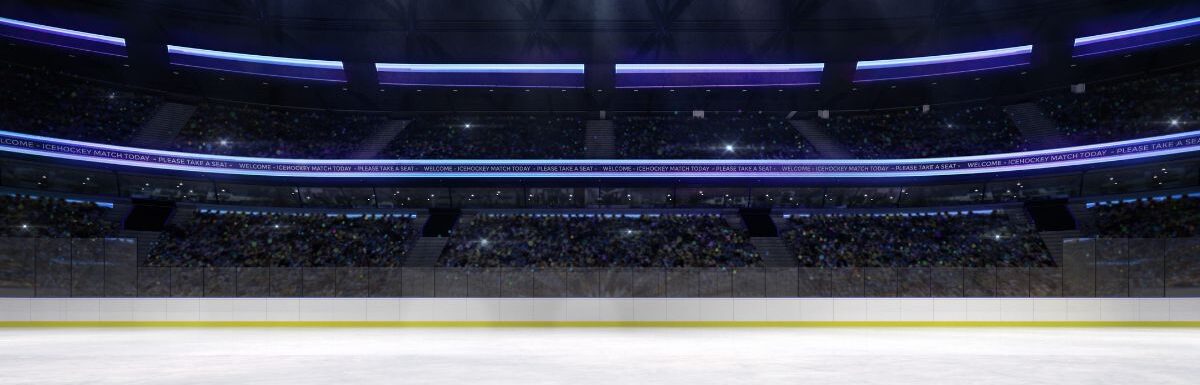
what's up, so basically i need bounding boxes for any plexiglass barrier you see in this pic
[0,237,1197,298]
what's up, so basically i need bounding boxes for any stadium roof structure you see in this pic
[1,0,1199,111]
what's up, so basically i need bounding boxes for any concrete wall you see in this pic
[1,298,1198,322]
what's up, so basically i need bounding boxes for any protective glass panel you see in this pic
[137,267,171,297]
[930,267,964,297]
[236,268,271,297]
[302,268,337,297]
[336,268,370,297]
[270,267,303,297]
[532,269,570,298]
[499,268,536,297]
[466,269,503,298]
[368,268,404,297]
[204,267,237,297]
[594,269,627,297]
[633,269,667,297]
[103,238,137,297]
[664,268,698,298]
[996,268,1030,297]
[763,268,799,298]
[35,238,72,297]
[171,268,204,297]
[1062,238,1097,297]
[433,269,469,297]
[731,268,765,298]
[1096,239,1130,297]
[401,268,435,297]
[898,268,932,297]
[1128,239,1166,297]
[864,268,897,297]
[1029,268,1063,297]
[0,238,35,297]
[797,268,832,297]
[70,239,105,296]
[561,269,599,298]
[832,269,865,297]
[1166,238,1200,297]
[696,269,732,298]
[964,268,997,297]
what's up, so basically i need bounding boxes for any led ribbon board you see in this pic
[0,17,125,56]
[166,45,346,82]
[1074,16,1200,57]
[614,64,825,88]
[854,45,1033,82]
[1,130,1199,179]
[375,64,584,88]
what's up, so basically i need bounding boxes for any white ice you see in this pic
[1,327,1198,385]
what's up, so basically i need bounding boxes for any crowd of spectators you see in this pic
[146,212,419,267]
[615,112,818,159]
[1038,66,1200,145]
[0,195,116,238]
[823,105,1028,159]
[169,103,388,158]
[1093,196,1200,238]
[781,212,1053,267]
[383,115,585,159]
[0,63,160,144]
[441,214,761,267]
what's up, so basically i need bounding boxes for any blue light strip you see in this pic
[0,16,126,56]
[375,63,584,73]
[0,129,1198,179]
[854,45,1033,82]
[856,46,1033,69]
[166,45,346,82]
[167,46,343,69]
[614,63,825,88]
[0,17,125,46]
[615,63,825,73]
[1075,16,1200,46]
[375,63,585,87]
[1073,16,1200,57]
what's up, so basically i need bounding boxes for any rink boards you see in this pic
[1,298,1199,326]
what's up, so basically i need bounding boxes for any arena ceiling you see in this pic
[2,0,1199,112]
[6,0,1197,62]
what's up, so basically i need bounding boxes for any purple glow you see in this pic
[854,45,1032,82]
[0,16,126,56]
[616,64,824,73]
[166,45,346,82]
[615,63,824,88]
[0,129,1198,179]
[375,63,584,88]
[1073,16,1200,57]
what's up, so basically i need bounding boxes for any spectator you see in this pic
[781,212,1053,267]
[147,212,419,267]
[383,115,585,159]
[0,63,160,144]
[442,214,760,267]
[169,103,388,158]
[823,105,1028,158]
[0,195,116,238]
[1038,66,1200,145]
[1093,196,1200,238]
[615,112,818,159]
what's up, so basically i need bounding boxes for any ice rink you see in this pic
[1,327,1198,385]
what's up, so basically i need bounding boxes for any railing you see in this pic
[0,238,1197,298]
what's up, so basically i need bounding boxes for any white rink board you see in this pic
[0,298,1198,322]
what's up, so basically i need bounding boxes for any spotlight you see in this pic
[724,144,734,152]
[1170,119,1180,126]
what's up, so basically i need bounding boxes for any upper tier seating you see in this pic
[615,112,819,159]
[0,63,160,144]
